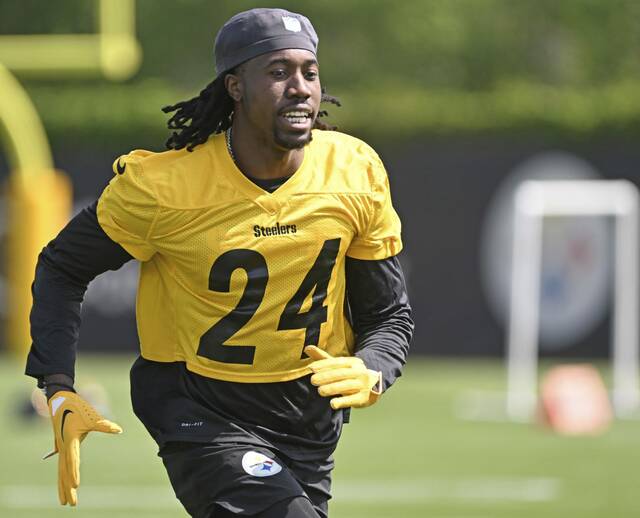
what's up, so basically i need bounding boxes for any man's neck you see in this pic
[229,121,304,180]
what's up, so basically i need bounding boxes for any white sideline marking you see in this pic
[333,478,560,503]
[0,486,181,510]
[0,478,560,509]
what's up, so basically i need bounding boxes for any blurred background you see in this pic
[1,1,640,516]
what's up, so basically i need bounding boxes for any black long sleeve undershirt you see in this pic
[26,199,413,392]
[348,256,413,391]
[25,201,132,383]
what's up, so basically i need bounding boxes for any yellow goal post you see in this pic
[0,0,141,360]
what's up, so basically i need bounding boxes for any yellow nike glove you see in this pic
[44,391,123,506]
[305,346,383,410]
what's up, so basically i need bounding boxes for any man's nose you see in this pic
[286,71,312,99]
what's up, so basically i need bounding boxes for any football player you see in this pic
[26,8,413,518]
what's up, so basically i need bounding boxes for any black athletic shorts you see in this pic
[159,441,333,518]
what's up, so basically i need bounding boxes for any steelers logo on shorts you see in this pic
[241,451,282,477]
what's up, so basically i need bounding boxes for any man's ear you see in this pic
[225,73,243,102]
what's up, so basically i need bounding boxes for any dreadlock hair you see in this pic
[162,74,233,152]
[162,73,342,152]
[315,89,341,131]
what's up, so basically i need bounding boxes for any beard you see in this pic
[273,122,314,150]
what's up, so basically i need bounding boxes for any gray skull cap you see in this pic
[214,8,318,77]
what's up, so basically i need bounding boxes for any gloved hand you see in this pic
[305,346,382,410]
[44,391,123,506]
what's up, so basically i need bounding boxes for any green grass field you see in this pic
[1,354,639,518]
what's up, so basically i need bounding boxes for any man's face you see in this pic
[228,49,322,150]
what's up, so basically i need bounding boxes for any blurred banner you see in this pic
[389,138,640,358]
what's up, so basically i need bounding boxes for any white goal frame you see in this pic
[507,180,640,421]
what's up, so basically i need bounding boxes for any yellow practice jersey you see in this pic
[97,130,402,382]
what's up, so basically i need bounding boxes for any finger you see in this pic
[304,346,331,361]
[317,379,362,397]
[61,455,70,505]
[311,368,359,386]
[330,393,367,410]
[66,436,81,488]
[58,443,76,506]
[308,357,360,373]
[57,456,67,505]
[60,452,77,506]
[68,486,78,507]
[93,419,123,434]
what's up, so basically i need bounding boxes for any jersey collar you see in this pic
[213,132,315,214]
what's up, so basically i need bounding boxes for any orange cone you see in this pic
[538,364,613,436]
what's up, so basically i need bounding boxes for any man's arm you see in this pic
[28,149,157,388]
[25,201,134,393]
[346,255,414,392]
[26,201,134,506]
[306,255,412,411]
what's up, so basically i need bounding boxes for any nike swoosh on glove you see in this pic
[45,391,122,506]
[305,346,383,410]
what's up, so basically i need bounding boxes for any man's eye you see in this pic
[271,69,287,79]
[305,71,319,80]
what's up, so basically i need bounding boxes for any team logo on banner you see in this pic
[480,151,611,350]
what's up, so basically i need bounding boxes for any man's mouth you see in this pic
[280,108,313,126]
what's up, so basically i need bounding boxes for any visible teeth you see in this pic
[283,110,310,125]
[283,111,309,118]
